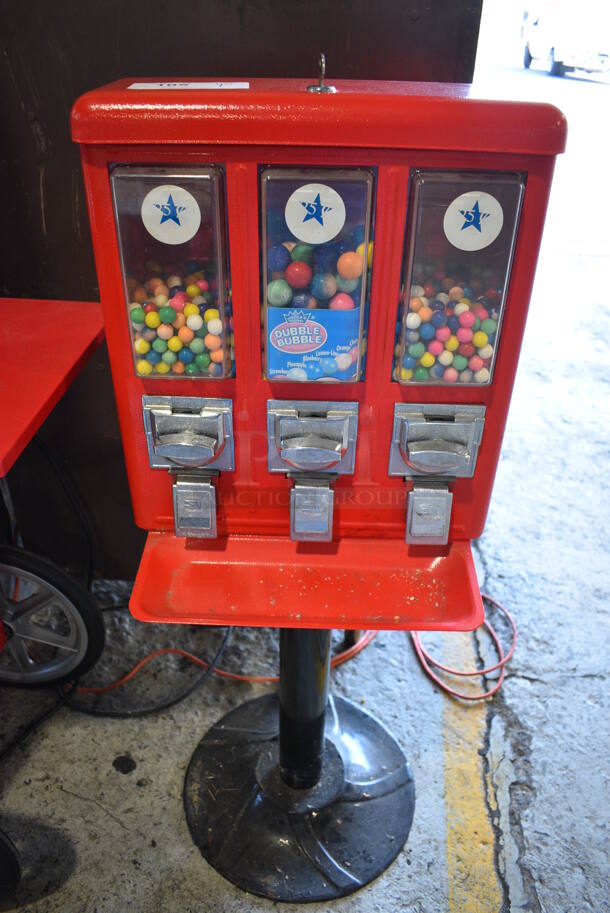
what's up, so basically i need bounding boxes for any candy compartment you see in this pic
[394,171,525,386]
[261,168,374,383]
[110,166,233,379]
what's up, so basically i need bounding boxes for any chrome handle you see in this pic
[402,439,469,475]
[279,435,344,472]
[156,431,219,468]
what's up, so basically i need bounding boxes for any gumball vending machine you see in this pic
[72,70,565,901]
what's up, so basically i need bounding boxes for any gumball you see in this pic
[204,308,220,322]
[288,367,308,381]
[196,279,209,292]
[172,313,186,329]
[435,326,451,343]
[430,299,445,312]
[267,279,292,306]
[436,292,450,305]
[310,273,336,300]
[161,351,177,366]
[419,306,433,323]
[472,330,488,348]
[191,294,208,306]
[134,338,150,355]
[420,352,435,368]
[458,343,475,358]
[474,304,489,320]
[406,330,420,344]
[285,261,312,289]
[171,292,188,310]
[446,335,459,352]
[133,287,148,303]
[329,293,354,310]
[469,355,484,372]
[481,318,497,336]
[204,333,222,351]
[142,328,157,341]
[291,243,314,264]
[459,311,476,328]
[452,355,468,372]
[336,274,359,293]
[337,251,363,280]
[189,338,205,355]
[443,367,458,382]
[153,361,169,375]
[208,363,223,377]
[195,353,211,370]
[136,359,153,375]
[152,338,167,353]
[356,242,373,267]
[457,328,473,343]
[159,306,176,324]
[447,315,460,333]
[474,368,490,383]
[409,342,425,359]
[154,294,169,308]
[400,367,413,381]
[130,306,146,325]
[438,350,453,367]
[211,348,225,364]
[428,340,443,357]
[430,363,445,379]
[178,327,194,344]
[268,245,291,272]
[167,275,182,288]
[320,356,338,375]
[168,285,185,299]
[183,304,199,319]
[403,355,416,370]
[206,318,222,336]
[410,296,423,312]
[406,313,421,330]
[454,302,469,317]
[183,362,198,376]
[184,283,199,299]
[145,312,161,329]
[178,348,194,364]
[187,314,204,332]
[479,344,494,360]
[431,312,447,329]
[423,283,436,298]
[144,303,156,314]
[172,361,185,374]
[146,350,161,365]
[459,369,473,383]
[167,336,183,353]
[414,366,429,381]
[420,323,435,341]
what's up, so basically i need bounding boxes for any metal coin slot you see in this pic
[267,400,358,475]
[389,404,485,479]
[143,396,234,472]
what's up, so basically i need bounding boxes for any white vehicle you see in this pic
[522,3,610,76]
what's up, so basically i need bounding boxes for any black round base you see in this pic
[184,694,415,902]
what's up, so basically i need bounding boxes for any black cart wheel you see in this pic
[523,43,533,69]
[0,547,104,685]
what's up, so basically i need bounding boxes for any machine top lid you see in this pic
[72,77,566,156]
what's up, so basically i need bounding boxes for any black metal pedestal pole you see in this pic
[184,627,415,902]
[279,628,330,789]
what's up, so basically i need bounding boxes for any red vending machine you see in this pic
[72,71,565,901]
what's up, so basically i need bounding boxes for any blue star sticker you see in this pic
[458,200,490,233]
[301,193,332,227]
[154,194,186,226]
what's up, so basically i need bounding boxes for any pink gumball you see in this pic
[443,367,458,383]
[428,340,443,356]
[435,326,451,342]
[171,292,188,311]
[469,355,484,371]
[196,279,209,292]
[458,311,476,328]
[329,293,355,311]
[457,327,473,343]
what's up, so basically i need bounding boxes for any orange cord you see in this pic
[76,629,378,695]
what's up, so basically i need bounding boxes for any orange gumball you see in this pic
[133,287,148,303]
[210,348,225,363]
[337,251,363,280]
[178,326,194,344]
[172,313,186,329]
[204,333,222,351]
[410,296,423,312]
[172,361,185,374]
[419,306,433,322]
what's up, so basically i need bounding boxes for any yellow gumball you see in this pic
[446,335,459,352]
[134,338,150,355]
[400,367,413,381]
[356,241,373,267]
[186,284,201,299]
[203,308,220,322]
[472,331,488,348]
[145,311,161,329]
[155,361,170,374]
[136,359,153,375]
[167,336,183,352]
[420,352,435,368]
[184,303,200,317]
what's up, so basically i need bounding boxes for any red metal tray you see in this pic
[130,532,483,631]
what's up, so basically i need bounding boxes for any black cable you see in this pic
[35,440,95,591]
[66,626,233,719]
[0,681,78,765]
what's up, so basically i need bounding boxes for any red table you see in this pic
[0,299,104,476]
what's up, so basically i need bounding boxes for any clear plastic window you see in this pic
[261,168,374,382]
[110,166,233,379]
[394,171,525,385]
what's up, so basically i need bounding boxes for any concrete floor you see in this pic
[1,13,609,913]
